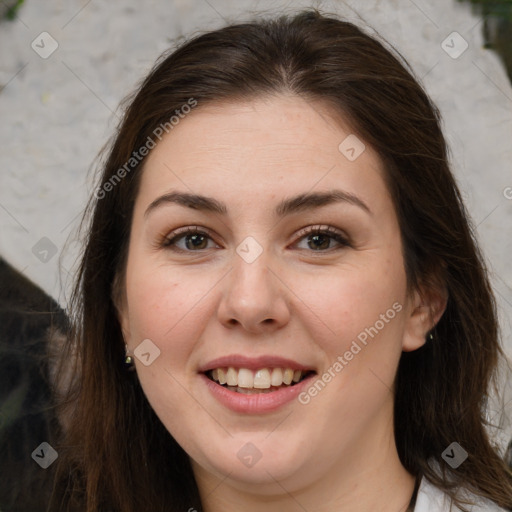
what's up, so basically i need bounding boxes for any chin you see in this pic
[189,431,316,491]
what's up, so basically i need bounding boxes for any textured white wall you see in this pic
[1,1,511,356]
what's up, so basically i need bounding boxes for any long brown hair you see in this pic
[50,9,512,511]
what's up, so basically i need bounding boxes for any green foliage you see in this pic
[1,0,24,21]
[458,0,512,82]
[457,0,512,20]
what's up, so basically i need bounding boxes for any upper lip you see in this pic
[198,355,316,373]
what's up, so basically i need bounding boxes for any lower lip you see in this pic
[200,373,315,414]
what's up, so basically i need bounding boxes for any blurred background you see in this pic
[0,0,511,501]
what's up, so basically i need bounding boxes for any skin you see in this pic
[118,94,446,512]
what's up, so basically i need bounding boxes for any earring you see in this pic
[124,345,135,370]
[427,332,434,341]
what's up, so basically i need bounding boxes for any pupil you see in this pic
[308,234,329,250]
[186,234,207,250]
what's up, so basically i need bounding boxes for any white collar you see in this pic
[414,477,507,511]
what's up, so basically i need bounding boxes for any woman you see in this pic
[50,9,512,512]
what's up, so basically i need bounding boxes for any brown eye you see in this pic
[294,226,350,252]
[307,233,332,250]
[163,228,219,252]
[183,233,208,250]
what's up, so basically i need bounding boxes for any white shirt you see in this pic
[414,477,508,511]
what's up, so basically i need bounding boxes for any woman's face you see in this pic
[119,95,429,494]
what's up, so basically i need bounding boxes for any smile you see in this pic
[207,367,314,394]
[199,355,318,413]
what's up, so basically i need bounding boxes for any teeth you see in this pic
[271,368,283,386]
[232,386,254,394]
[229,386,274,394]
[238,368,253,388]
[226,367,238,386]
[283,368,294,385]
[209,366,308,390]
[253,369,271,389]
[217,368,227,385]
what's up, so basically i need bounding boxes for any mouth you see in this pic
[205,367,316,394]
[199,355,318,412]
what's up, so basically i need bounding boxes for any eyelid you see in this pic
[160,224,350,252]
[162,225,221,250]
[289,225,351,254]
[293,224,349,243]
[294,224,346,239]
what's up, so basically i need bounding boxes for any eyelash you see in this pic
[161,226,216,251]
[294,225,350,251]
[161,225,350,253]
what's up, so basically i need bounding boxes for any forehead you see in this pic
[137,94,390,213]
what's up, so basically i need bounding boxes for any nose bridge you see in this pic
[217,238,290,332]
[233,247,273,298]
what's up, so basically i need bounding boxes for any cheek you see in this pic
[292,260,407,419]
[294,253,407,354]
[123,259,217,359]
[123,261,218,436]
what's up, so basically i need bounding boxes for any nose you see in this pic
[216,248,291,334]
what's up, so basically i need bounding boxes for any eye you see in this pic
[293,225,350,251]
[162,227,220,252]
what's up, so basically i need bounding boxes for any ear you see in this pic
[116,305,131,346]
[112,271,131,345]
[402,281,447,352]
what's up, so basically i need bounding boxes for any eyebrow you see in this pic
[275,190,371,216]
[144,189,371,218]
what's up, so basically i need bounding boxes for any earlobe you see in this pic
[402,285,447,352]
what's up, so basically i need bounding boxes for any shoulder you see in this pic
[414,477,508,512]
